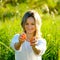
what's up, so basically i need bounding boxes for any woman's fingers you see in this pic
[20,33,26,41]
[19,33,27,43]
[31,40,37,43]
[30,40,37,46]
[21,33,26,40]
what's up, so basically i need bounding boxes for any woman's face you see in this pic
[25,17,36,35]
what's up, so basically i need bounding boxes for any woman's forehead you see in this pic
[26,17,35,23]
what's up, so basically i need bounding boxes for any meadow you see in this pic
[0,2,60,60]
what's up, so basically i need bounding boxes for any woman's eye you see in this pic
[25,23,35,25]
[25,23,29,25]
[31,23,35,25]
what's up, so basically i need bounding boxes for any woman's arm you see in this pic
[10,34,25,51]
[32,45,41,55]
[14,34,26,50]
[14,41,22,50]
[31,39,47,55]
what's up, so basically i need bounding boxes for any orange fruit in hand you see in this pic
[21,33,27,40]
[30,37,35,46]
[30,37,35,42]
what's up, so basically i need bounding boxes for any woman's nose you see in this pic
[28,25,32,29]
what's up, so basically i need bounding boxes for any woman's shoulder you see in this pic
[13,34,20,37]
[12,34,20,39]
[38,38,46,43]
[11,34,20,42]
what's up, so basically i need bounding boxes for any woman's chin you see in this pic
[27,32,33,34]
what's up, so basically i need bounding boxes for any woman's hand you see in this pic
[30,37,37,46]
[14,33,27,50]
[19,33,27,44]
[30,37,40,55]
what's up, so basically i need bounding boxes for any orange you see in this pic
[21,34,27,40]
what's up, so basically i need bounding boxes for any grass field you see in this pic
[0,3,60,60]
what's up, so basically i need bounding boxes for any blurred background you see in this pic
[0,0,60,60]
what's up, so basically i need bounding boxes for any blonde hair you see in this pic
[21,10,42,39]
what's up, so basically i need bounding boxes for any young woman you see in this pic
[10,10,47,60]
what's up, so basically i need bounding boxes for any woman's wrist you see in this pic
[14,41,22,50]
[32,45,40,55]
